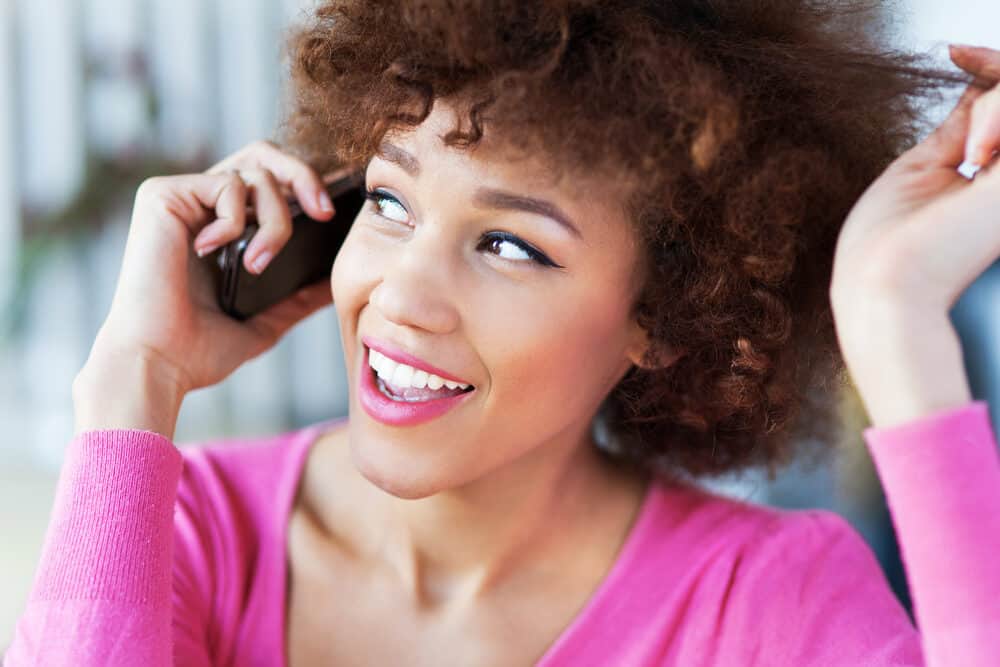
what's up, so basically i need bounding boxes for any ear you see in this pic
[624,318,683,370]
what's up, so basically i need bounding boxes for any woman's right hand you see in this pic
[79,140,338,402]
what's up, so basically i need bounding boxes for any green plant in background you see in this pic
[0,48,208,349]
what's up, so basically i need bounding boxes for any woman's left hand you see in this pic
[830,44,1000,429]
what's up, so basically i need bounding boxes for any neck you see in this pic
[308,422,646,610]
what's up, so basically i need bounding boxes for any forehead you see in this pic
[379,98,633,229]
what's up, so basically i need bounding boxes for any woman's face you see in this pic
[331,99,653,499]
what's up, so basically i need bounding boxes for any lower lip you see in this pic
[357,346,475,427]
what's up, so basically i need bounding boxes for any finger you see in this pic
[247,280,333,341]
[207,140,334,221]
[185,171,248,257]
[964,86,1000,167]
[949,44,1000,82]
[900,81,986,169]
[235,167,293,275]
[139,172,248,256]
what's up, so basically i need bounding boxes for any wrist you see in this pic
[73,346,187,440]
[835,299,973,429]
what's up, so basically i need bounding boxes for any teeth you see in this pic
[392,363,414,387]
[411,370,429,389]
[367,348,470,391]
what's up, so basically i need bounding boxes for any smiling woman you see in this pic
[6,1,1000,666]
[281,0,966,478]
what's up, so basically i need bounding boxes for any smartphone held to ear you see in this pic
[200,169,366,321]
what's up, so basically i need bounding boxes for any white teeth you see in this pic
[367,348,471,391]
[392,363,414,387]
[376,353,397,381]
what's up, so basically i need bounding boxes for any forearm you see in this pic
[864,402,1000,665]
[4,351,187,666]
[5,427,183,665]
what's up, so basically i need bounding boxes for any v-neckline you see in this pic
[275,418,660,667]
[533,476,659,665]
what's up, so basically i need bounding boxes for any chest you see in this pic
[284,512,590,667]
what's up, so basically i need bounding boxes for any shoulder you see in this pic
[640,479,848,550]
[168,418,346,657]
[638,481,921,665]
[175,417,345,519]
[643,480,893,594]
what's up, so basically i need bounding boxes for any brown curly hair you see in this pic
[277,0,968,479]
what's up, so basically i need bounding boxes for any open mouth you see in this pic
[367,347,474,403]
[374,372,474,402]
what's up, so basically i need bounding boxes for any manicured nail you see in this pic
[965,137,984,168]
[318,190,334,214]
[195,241,221,258]
[251,251,272,274]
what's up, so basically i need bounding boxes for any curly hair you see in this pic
[277,0,968,480]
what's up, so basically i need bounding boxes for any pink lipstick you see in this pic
[358,345,475,427]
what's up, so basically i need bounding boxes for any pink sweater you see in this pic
[5,401,1000,666]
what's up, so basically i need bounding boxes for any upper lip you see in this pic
[362,335,474,386]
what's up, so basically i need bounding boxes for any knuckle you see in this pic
[274,220,294,244]
[259,211,293,240]
[236,166,262,184]
[249,138,278,154]
[136,175,167,199]
[220,172,247,198]
[254,166,280,187]
[285,153,312,175]
[216,215,244,232]
[135,177,178,218]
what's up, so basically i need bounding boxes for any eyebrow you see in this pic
[375,142,583,239]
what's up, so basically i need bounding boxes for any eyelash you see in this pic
[363,188,563,268]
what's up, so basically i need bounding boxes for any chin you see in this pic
[347,431,454,500]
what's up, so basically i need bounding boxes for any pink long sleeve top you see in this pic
[5,400,1000,666]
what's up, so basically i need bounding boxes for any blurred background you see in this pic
[1,0,998,650]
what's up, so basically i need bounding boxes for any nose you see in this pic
[369,232,461,334]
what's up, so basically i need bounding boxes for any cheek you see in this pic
[478,284,632,417]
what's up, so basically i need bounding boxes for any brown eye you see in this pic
[364,189,409,224]
[477,231,561,268]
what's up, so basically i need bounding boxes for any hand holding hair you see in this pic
[830,44,1000,428]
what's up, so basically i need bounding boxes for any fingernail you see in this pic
[195,241,221,258]
[318,190,334,214]
[251,251,272,274]
[965,139,984,168]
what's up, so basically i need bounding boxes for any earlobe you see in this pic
[625,324,682,370]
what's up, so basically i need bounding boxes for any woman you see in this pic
[6,1,1000,665]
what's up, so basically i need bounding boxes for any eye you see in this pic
[363,188,563,269]
[478,231,562,268]
[364,189,409,224]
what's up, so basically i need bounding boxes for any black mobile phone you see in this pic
[201,169,366,321]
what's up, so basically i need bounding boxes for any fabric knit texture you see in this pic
[5,401,1000,665]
